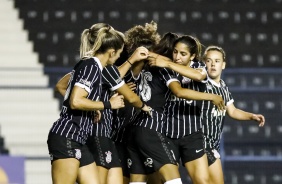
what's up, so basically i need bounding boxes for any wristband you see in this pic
[127,60,132,65]
[103,101,111,109]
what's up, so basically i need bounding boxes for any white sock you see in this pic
[129,182,146,184]
[164,178,182,184]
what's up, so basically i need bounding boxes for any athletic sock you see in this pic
[164,178,182,184]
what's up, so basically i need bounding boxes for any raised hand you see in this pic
[127,46,149,64]
[148,52,171,68]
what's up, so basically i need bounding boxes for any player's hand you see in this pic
[127,46,149,64]
[109,93,125,109]
[148,52,171,68]
[93,110,101,123]
[211,94,225,111]
[127,82,136,91]
[252,114,265,127]
[141,105,153,117]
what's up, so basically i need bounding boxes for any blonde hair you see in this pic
[80,23,124,59]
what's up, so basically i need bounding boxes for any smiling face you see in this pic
[172,42,195,66]
[204,50,226,83]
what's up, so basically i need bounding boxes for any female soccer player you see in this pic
[47,23,125,184]
[201,45,265,184]
[148,35,226,184]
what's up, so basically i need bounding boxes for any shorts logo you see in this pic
[127,159,132,168]
[212,149,221,159]
[75,149,81,160]
[49,154,53,161]
[144,158,153,167]
[196,149,203,153]
[105,151,112,163]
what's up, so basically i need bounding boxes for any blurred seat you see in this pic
[224,161,282,184]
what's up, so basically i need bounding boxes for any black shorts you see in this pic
[169,130,205,165]
[205,148,221,166]
[88,136,121,169]
[127,126,178,175]
[47,133,95,167]
[115,141,130,178]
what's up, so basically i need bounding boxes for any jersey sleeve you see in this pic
[191,61,208,83]
[74,60,101,93]
[159,68,179,87]
[102,65,125,91]
[221,80,234,106]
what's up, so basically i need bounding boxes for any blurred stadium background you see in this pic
[0,0,281,183]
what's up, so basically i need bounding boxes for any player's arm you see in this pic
[56,72,125,111]
[148,52,206,81]
[55,72,71,96]
[70,87,124,110]
[115,83,151,112]
[168,81,225,111]
[118,46,149,78]
[227,103,265,127]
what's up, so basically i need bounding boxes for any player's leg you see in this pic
[76,142,100,184]
[136,128,182,183]
[184,154,209,184]
[48,133,81,184]
[208,159,224,184]
[52,158,79,184]
[115,141,131,184]
[108,167,123,184]
[180,131,209,184]
[147,172,164,184]
[205,148,224,184]
[91,136,123,184]
[77,162,100,184]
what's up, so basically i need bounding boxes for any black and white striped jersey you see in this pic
[164,61,208,139]
[201,78,234,151]
[93,65,125,138]
[111,71,137,143]
[50,57,103,144]
[132,65,178,133]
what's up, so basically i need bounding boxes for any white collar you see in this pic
[208,76,221,87]
[93,57,103,71]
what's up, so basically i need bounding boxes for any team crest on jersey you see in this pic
[206,83,212,90]
[105,151,112,163]
[75,149,81,160]
[182,76,191,84]
[144,158,153,167]
[127,158,132,168]
[139,71,153,102]
[79,79,91,88]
